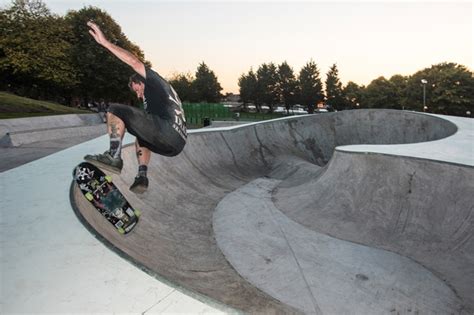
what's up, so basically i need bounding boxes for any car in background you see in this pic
[274,105,309,115]
[274,106,286,114]
[314,108,328,113]
[290,105,308,115]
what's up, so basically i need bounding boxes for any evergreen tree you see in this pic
[278,61,298,112]
[325,63,345,110]
[255,63,279,112]
[191,62,222,103]
[238,69,257,106]
[298,60,324,113]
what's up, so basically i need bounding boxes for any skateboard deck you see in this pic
[73,162,140,234]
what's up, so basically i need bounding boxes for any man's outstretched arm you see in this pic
[87,21,146,79]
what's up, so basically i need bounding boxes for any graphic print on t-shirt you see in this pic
[173,108,187,141]
[143,95,148,112]
[169,85,187,141]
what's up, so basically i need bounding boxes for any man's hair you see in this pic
[128,73,145,90]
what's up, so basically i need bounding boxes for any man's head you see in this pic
[128,74,145,99]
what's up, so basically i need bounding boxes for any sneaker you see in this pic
[84,151,123,174]
[130,175,149,194]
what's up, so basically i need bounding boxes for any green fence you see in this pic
[183,103,285,127]
[183,103,232,126]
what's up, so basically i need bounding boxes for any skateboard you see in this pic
[73,162,140,234]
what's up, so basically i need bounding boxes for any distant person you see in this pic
[97,99,107,123]
[85,21,187,194]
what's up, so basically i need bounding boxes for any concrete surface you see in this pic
[0,113,107,172]
[215,178,462,314]
[338,112,473,166]
[0,133,229,314]
[5,124,107,147]
[2,109,472,314]
[1,113,231,313]
[66,109,473,314]
[0,113,103,136]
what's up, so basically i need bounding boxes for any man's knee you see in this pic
[107,112,120,120]
[107,112,126,126]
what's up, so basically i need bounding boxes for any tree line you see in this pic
[237,61,473,117]
[0,0,222,106]
[1,0,472,117]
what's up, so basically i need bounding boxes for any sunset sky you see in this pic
[3,0,472,93]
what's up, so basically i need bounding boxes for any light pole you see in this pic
[421,79,428,111]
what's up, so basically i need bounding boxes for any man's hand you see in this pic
[87,20,146,78]
[87,21,109,47]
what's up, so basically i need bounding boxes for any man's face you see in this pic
[131,82,145,99]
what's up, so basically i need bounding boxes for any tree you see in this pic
[255,63,279,112]
[364,75,409,109]
[191,62,222,103]
[169,72,194,102]
[277,61,298,112]
[65,6,148,105]
[325,63,346,110]
[364,76,393,108]
[343,81,364,109]
[389,74,408,110]
[0,0,77,101]
[238,69,257,107]
[405,63,474,116]
[298,60,324,113]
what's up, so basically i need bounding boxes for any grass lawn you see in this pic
[0,92,89,119]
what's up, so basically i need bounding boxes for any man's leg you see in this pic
[135,138,151,166]
[130,139,150,194]
[84,112,125,174]
[107,112,125,158]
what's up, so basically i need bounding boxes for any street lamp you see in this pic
[421,79,428,111]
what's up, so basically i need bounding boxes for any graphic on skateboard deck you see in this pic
[73,162,140,234]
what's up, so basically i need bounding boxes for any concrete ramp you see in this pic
[70,109,473,314]
[0,113,104,147]
[215,177,463,314]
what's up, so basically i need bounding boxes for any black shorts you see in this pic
[107,104,185,157]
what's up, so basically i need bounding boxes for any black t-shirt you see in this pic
[142,67,187,140]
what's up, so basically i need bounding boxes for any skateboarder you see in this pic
[85,21,187,194]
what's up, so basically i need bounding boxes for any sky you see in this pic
[2,0,473,93]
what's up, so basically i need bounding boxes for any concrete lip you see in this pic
[337,113,473,166]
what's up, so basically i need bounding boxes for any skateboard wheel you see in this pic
[105,175,112,183]
[134,209,142,217]
[117,227,125,234]
[85,192,94,201]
